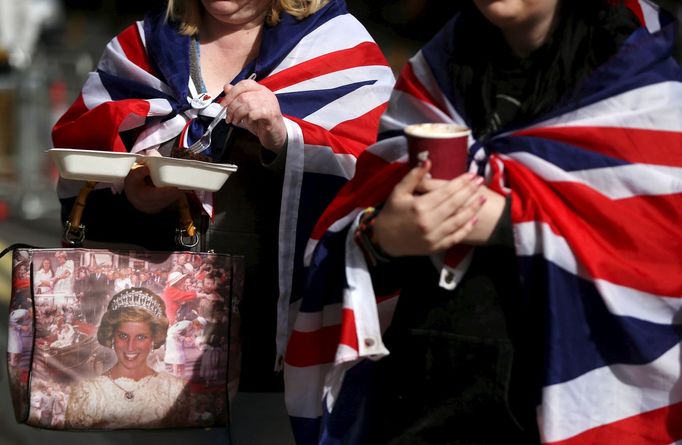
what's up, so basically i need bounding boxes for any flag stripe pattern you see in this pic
[50,0,395,390]
[284,1,682,444]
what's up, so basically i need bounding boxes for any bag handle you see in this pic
[63,181,96,246]
[175,193,199,248]
[63,182,199,248]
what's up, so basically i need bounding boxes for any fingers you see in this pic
[222,79,265,122]
[420,173,481,210]
[124,166,181,214]
[125,164,151,185]
[428,194,486,250]
[221,80,287,150]
[393,159,432,195]
[414,176,447,194]
[227,93,280,127]
[410,189,486,251]
[410,173,483,230]
[222,79,258,101]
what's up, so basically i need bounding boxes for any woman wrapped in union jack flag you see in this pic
[286,0,682,444]
[51,0,394,423]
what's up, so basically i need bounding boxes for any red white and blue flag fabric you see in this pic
[285,0,682,444]
[51,0,394,362]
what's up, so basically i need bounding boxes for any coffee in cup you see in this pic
[405,123,471,180]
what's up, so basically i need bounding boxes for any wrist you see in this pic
[262,120,287,153]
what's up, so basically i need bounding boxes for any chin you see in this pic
[473,0,553,29]
[476,3,524,25]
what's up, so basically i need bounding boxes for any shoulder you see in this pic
[67,376,108,409]
[155,371,181,382]
[72,375,108,392]
[153,372,185,395]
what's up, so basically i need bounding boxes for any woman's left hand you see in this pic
[222,79,287,152]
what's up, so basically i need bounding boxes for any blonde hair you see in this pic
[166,0,330,36]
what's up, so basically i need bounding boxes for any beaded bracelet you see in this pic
[354,207,392,267]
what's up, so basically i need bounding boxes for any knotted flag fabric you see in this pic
[51,0,395,363]
[285,0,682,443]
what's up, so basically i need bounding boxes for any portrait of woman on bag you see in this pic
[64,287,190,429]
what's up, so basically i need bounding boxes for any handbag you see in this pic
[3,182,244,430]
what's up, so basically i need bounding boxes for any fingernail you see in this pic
[467,173,477,180]
[470,216,479,226]
[478,195,487,205]
[473,177,484,186]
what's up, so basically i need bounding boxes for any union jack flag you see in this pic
[285,0,682,443]
[51,0,395,365]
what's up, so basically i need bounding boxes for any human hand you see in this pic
[222,80,287,152]
[124,165,181,214]
[372,160,487,257]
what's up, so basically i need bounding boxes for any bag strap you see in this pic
[0,243,37,259]
[63,181,199,248]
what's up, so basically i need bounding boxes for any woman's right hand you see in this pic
[124,165,181,214]
[372,160,486,257]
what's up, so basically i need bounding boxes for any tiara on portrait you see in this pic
[109,288,164,319]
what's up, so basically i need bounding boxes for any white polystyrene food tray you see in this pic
[48,148,140,182]
[143,156,238,192]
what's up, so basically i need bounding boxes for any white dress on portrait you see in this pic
[34,269,54,294]
[50,324,77,349]
[53,260,75,294]
[164,320,191,365]
[64,372,186,429]
[8,309,28,354]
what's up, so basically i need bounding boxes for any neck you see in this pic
[108,363,154,381]
[197,13,265,96]
[200,10,265,46]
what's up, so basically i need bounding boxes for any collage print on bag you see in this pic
[7,248,243,430]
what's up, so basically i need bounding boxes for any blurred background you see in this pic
[0,0,680,444]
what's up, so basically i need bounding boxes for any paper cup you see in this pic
[405,123,471,180]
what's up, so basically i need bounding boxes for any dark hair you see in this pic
[450,0,640,138]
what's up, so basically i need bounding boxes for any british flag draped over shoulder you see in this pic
[285,0,682,443]
[50,0,394,363]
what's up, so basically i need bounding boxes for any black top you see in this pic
[202,125,286,392]
[365,198,540,444]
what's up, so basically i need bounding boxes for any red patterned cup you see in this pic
[405,123,471,180]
